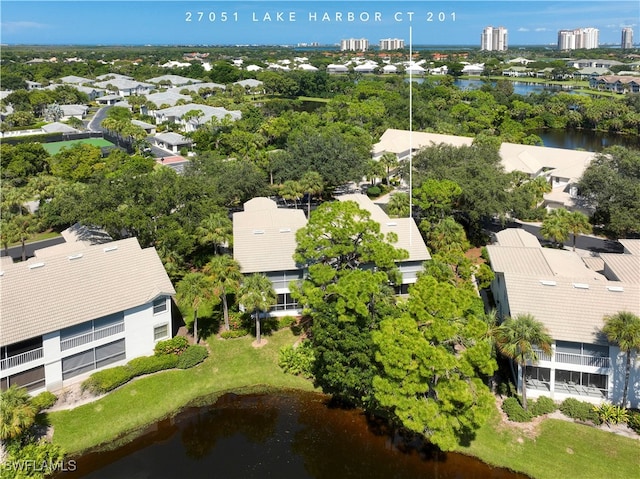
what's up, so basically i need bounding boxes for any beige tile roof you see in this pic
[0,238,175,346]
[337,194,431,262]
[494,228,541,248]
[488,246,554,276]
[372,128,473,157]
[600,253,640,283]
[233,198,307,274]
[502,273,639,344]
[619,239,640,256]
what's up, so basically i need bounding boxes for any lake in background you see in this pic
[54,391,530,479]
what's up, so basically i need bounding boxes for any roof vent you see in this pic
[68,253,84,260]
[28,262,45,270]
[573,283,589,289]
[279,228,291,233]
[607,286,624,292]
[103,246,118,252]
[539,280,556,286]
[252,229,265,235]
[386,222,398,226]
[0,271,4,277]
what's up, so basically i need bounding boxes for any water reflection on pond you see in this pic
[56,391,530,479]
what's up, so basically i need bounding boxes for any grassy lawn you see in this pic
[49,329,315,454]
[49,329,640,477]
[458,407,640,479]
[42,138,114,155]
[7,230,61,247]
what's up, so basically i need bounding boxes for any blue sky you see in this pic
[1,1,638,46]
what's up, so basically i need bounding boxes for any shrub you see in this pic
[530,396,557,417]
[277,315,297,330]
[626,410,640,434]
[82,365,134,394]
[176,345,209,369]
[31,391,58,412]
[366,185,381,197]
[127,354,178,376]
[593,402,629,426]
[221,329,249,339]
[278,341,315,379]
[154,336,189,356]
[501,396,533,422]
[559,398,601,424]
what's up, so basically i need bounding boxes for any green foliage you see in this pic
[176,345,209,369]
[502,396,534,422]
[592,402,629,426]
[559,398,601,424]
[626,410,640,434]
[366,185,381,197]
[475,263,495,289]
[0,385,38,441]
[127,354,179,376]
[372,274,497,451]
[602,311,640,407]
[220,329,249,339]
[3,439,66,479]
[30,391,58,412]
[277,315,298,330]
[278,341,315,378]
[81,365,133,395]
[530,396,557,417]
[154,336,190,356]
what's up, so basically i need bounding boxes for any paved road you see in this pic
[1,237,66,261]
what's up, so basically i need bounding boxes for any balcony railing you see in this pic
[1,347,44,371]
[531,349,610,368]
[556,351,610,368]
[60,322,124,351]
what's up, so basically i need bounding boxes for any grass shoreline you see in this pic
[48,329,639,478]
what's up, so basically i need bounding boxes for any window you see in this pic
[154,324,169,341]
[271,293,298,311]
[62,339,125,380]
[153,297,167,315]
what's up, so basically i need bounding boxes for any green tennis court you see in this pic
[42,138,115,155]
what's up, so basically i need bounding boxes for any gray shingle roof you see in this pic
[0,238,175,346]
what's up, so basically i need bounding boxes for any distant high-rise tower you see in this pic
[379,38,405,50]
[557,28,599,50]
[622,27,634,49]
[340,38,369,52]
[480,26,508,51]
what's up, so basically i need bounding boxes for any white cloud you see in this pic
[518,27,530,32]
[535,28,549,32]
[1,21,48,34]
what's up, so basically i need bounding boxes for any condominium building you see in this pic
[558,28,599,50]
[340,38,369,52]
[379,38,405,50]
[480,26,508,51]
[621,27,634,49]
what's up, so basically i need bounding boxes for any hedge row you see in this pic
[82,342,208,394]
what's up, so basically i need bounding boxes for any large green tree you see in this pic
[578,146,640,237]
[495,313,553,411]
[372,274,497,451]
[602,311,640,407]
[176,272,215,343]
[0,385,37,442]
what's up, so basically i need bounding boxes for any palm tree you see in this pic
[602,311,640,407]
[495,313,553,410]
[176,272,214,344]
[203,255,243,332]
[0,385,37,442]
[238,273,276,344]
[427,217,470,254]
[379,152,398,186]
[197,211,233,254]
[565,211,592,251]
[540,209,570,248]
[299,171,324,218]
[280,180,303,209]
[387,192,410,218]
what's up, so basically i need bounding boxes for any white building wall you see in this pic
[124,298,172,358]
[43,331,63,391]
[609,346,640,408]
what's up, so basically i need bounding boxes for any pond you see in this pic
[54,391,530,479]
[454,78,572,96]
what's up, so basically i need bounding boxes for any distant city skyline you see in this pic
[1,1,638,47]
